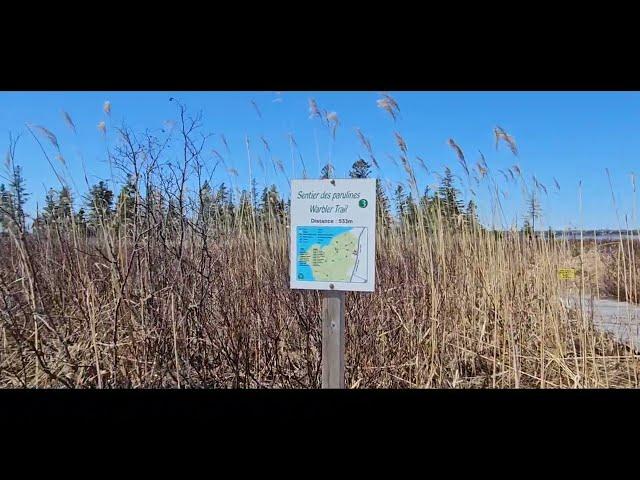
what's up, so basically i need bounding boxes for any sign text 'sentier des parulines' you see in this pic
[289,178,376,292]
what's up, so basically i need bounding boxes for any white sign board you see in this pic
[289,178,376,292]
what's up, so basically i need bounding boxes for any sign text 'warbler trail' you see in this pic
[289,179,376,292]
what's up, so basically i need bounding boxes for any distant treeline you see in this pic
[0,157,489,236]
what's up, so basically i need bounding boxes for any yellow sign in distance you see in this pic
[558,268,576,280]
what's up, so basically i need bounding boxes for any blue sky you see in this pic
[1,91,639,230]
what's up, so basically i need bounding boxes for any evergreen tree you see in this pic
[348,158,371,179]
[215,182,231,217]
[144,184,165,227]
[85,181,114,227]
[75,207,87,230]
[0,184,12,231]
[9,165,28,230]
[320,164,333,179]
[260,184,285,224]
[437,167,463,220]
[419,186,435,220]
[237,189,253,227]
[376,179,391,228]
[405,193,418,225]
[526,192,542,232]
[394,185,408,221]
[41,188,58,224]
[251,178,259,212]
[58,186,73,221]
[198,180,215,227]
[465,199,479,226]
[166,197,181,232]
[115,174,137,225]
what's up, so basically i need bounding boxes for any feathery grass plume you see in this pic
[221,134,231,154]
[326,111,339,139]
[448,138,468,175]
[296,151,308,176]
[370,155,380,169]
[472,172,480,185]
[274,157,285,174]
[97,121,107,136]
[260,136,271,153]
[553,177,561,191]
[399,155,411,175]
[376,98,396,121]
[257,155,265,172]
[212,149,224,162]
[31,125,60,150]
[539,182,548,195]
[308,98,323,121]
[382,92,400,111]
[55,154,66,166]
[394,132,408,154]
[476,159,488,178]
[512,164,522,177]
[251,100,262,119]
[478,150,488,170]
[287,133,298,149]
[400,156,418,194]
[494,126,518,156]
[103,101,111,116]
[386,153,399,167]
[415,156,429,174]
[355,128,373,154]
[498,169,509,182]
[227,167,239,177]
[533,175,548,195]
[376,93,400,121]
[508,168,515,182]
[61,111,77,134]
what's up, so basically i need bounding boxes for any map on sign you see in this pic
[296,226,368,283]
[289,178,376,291]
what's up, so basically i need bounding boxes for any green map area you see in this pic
[297,227,365,282]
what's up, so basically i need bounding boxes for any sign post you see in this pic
[321,290,345,388]
[289,178,376,389]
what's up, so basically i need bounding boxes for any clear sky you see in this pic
[1,91,639,230]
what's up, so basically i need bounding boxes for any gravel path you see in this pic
[565,295,640,351]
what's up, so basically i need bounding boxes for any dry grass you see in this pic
[1,97,639,389]
[1,207,638,388]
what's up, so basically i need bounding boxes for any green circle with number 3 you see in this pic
[359,199,368,208]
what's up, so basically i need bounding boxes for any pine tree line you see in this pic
[1,157,544,236]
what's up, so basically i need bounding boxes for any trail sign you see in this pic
[289,178,376,389]
[289,178,376,292]
[558,268,576,280]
